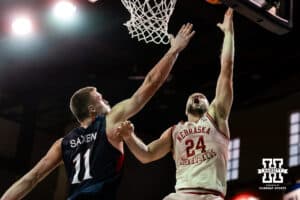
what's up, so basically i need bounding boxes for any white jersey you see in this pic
[172,112,229,196]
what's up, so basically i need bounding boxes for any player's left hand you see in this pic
[116,121,134,139]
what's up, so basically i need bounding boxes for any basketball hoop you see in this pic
[121,0,177,44]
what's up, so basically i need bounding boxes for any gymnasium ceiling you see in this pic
[0,0,299,134]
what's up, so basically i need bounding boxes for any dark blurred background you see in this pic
[0,0,299,199]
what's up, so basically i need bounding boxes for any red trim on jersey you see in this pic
[116,154,124,172]
[205,112,229,140]
[184,192,224,199]
[179,187,225,199]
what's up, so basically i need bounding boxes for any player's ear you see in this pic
[88,105,96,113]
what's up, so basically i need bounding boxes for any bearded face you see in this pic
[185,93,209,117]
[88,90,111,116]
[95,98,111,115]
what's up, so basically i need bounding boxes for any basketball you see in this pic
[205,0,222,5]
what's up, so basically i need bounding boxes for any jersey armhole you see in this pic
[205,112,230,140]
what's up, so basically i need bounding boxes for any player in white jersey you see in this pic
[117,8,234,200]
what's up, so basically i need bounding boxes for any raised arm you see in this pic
[107,24,195,128]
[208,8,234,138]
[117,121,172,164]
[210,8,234,120]
[1,139,63,200]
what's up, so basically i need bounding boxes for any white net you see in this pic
[121,0,177,44]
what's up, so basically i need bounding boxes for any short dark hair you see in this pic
[70,86,96,122]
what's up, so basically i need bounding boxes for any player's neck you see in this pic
[80,117,95,129]
[187,114,201,123]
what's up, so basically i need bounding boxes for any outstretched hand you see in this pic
[217,8,234,34]
[170,23,196,53]
[117,121,134,139]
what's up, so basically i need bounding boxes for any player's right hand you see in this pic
[217,8,234,34]
[170,23,195,53]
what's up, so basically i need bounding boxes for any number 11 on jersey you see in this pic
[72,149,93,184]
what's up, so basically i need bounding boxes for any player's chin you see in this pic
[106,108,112,114]
[103,107,111,115]
[193,104,203,109]
[197,105,208,112]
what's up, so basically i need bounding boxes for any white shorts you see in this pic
[163,192,224,200]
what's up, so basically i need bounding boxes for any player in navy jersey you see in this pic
[0,23,195,200]
[61,114,124,200]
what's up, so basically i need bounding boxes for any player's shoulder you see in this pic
[50,138,64,153]
[175,120,185,125]
[56,138,63,143]
[173,120,185,127]
[62,127,82,145]
[169,120,185,133]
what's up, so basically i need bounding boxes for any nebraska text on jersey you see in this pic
[176,126,211,143]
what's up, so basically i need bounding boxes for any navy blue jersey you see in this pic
[62,115,124,200]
